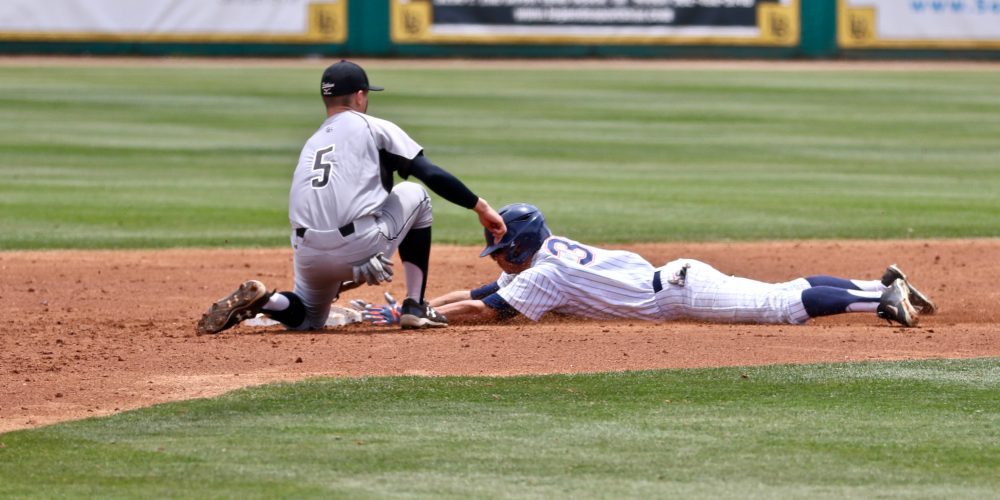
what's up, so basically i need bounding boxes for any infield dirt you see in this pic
[2,240,998,433]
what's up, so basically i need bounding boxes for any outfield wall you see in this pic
[1,0,998,59]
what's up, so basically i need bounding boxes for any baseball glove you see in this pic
[351,252,394,286]
[350,292,401,326]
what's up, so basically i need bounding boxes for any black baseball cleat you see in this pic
[399,298,448,329]
[877,278,920,328]
[197,280,272,335]
[881,264,937,315]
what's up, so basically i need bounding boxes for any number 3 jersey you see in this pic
[288,110,423,232]
[494,236,662,321]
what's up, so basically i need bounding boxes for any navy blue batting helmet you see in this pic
[480,203,552,265]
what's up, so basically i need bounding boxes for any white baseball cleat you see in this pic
[881,264,937,315]
[877,278,920,327]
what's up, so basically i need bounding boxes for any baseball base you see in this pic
[243,306,362,328]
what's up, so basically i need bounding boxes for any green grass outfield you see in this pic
[1,62,998,249]
[2,62,998,497]
[1,359,997,498]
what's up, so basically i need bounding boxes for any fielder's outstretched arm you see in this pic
[402,154,506,242]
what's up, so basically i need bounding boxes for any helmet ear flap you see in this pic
[505,245,526,265]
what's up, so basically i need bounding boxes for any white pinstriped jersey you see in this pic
[289,111,422,232]
[495,236,661,321]
[493,236,813,325]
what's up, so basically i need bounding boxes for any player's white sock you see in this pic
[851,279,887,292]
[263,292,290,312]
[844,289,881,312]
[261,292,306,328]
[403,261,424,302]
[804,276,886,293]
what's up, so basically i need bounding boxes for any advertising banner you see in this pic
[839,0,1000,49]
[391,0,799,46]
[0,0,347,43]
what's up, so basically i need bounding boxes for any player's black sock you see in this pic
[263,291,306,328]
[399,226,431,302]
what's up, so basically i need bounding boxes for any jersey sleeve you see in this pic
[405,154,479,208]
[480,293,520,320]
[470,281,501,300]
[365,115,422,160]
[495,265,566,321]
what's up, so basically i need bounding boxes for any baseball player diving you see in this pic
[355,203,936,328]
[197,60,506,334]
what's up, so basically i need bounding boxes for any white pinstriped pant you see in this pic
[653,259,812,325]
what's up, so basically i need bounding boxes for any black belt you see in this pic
[295,222,355,239]
[652,270,663,293]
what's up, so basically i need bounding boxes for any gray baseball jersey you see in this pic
[289,110,422,231]
[494,235,813,324]
[287,111,433,330]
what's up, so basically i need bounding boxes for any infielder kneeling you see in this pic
[358,203,935,328]
[196,60,506,334]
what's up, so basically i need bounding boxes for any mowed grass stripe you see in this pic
[1,65,998,249]
[0,359,996,498]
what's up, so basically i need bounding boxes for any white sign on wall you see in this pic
[839,0,1000,48]
[0,0,347,43]
[391,0,800,47]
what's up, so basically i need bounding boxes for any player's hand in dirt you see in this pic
[350,292,401,326]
